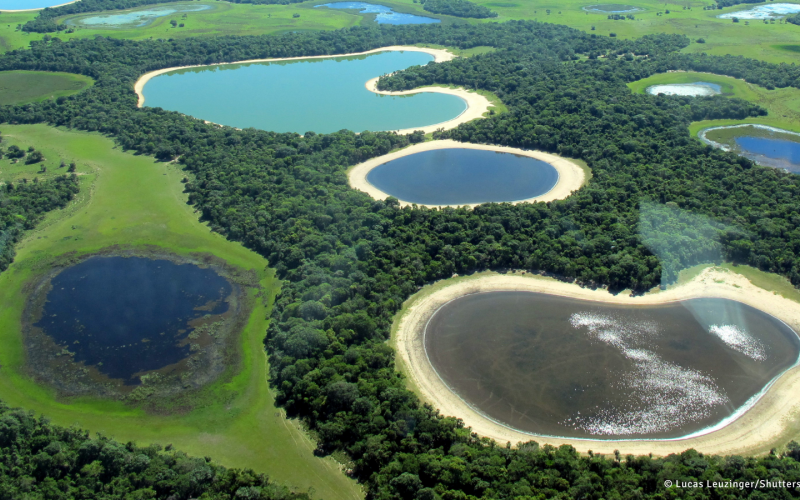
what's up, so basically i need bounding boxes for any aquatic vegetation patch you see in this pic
[315,2,439,24]
[700,124,800,172]
[65,3,212,28]
[583,4,642,13]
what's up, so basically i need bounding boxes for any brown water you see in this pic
[425,292,799,439]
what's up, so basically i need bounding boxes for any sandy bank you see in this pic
[393,267,800,456]
[134,45,456,108]
[363,77,491,135]
[0,0,77,12]
[347,139,586,208]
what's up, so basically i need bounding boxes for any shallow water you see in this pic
[35,256,231,384]
[315,2,439,24]
[718,3,800,19]
[647,82,721,96]
[702,125,800,173]
[0,0,67,9]
[67,3,211,28]
[425,292,799,439]
[583,4,641,12]
[142,51,466,134]
[366,148,558,205]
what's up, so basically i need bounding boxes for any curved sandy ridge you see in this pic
[347,139,585,208]
[134,46,485,135]
[393,268,800,456]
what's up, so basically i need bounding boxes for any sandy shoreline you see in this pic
[0,0,76,12]
[393,267,800,455]
[347,140,586,208]
[363,77,491,135]
[133,45,456,108]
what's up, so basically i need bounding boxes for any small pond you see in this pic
[365,148,559,205]
[0,0,70,9]
[66,3,212,28]
[718,3,800,19]
[315,2,440,24]
[32,256,232,385]
[426,292,800,439]
[142,51,466,134]
[700,124,800,173]
[647,82,721,96]
[583,4,642,13]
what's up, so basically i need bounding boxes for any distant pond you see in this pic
[315,2,440,24]
[141,51,466,134]
[65,3,212,29]
[366,148,559,205]
[426,292,800,439]
[25,255,245,399]
[0,0,70,9]
[583,4,642,13]
[718,3,800,19]
[647,82,721,96]
[700,124,800,173]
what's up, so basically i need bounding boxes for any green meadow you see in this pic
[628,71,800,136]
[4,0,800,64]
[0,124,361,500]
[0,70,93,106]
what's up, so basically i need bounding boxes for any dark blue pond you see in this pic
[735,136,800,170]
[366,148,559,205]
[35,256,231,383]
[315,2,440,24]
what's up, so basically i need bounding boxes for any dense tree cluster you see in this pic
[714,0,762,8]
[1,19,800,498]
[22,0,187,33]
[787,12,800,26]
[0,402,309,500]
[0,169,78,273]
[420,0,497,19]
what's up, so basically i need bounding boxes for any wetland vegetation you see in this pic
[0,70,93,106]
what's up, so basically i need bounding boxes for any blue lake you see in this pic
[735,136,800,168]
[35,256,232,383]
[142,51,466,134]
[366,148,559,205]
[315,2,440,24]
[67,3,212,28]
[0,0,69,9]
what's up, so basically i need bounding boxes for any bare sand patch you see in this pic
[134,45,456,108]
[347,139,586,208]
[393,267,800,455]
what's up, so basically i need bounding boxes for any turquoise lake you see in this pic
[0,0,68,8]
[366,149,558,205]
[315,2,440,24]
[142,51,467,134]
[67,3,212,28]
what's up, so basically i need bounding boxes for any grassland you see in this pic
[0,124,361,500]
[3,0,800,64]
[0,70,92,105]
[628,71,800,136]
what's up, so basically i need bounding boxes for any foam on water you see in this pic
[718,3,800,19]
[566,312,729,435]
[709,324,766,361]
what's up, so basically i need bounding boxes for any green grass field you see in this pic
[0,124,361,500]
[628,71,800,135]
[3,0,800,64]
[0,70,93,106]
